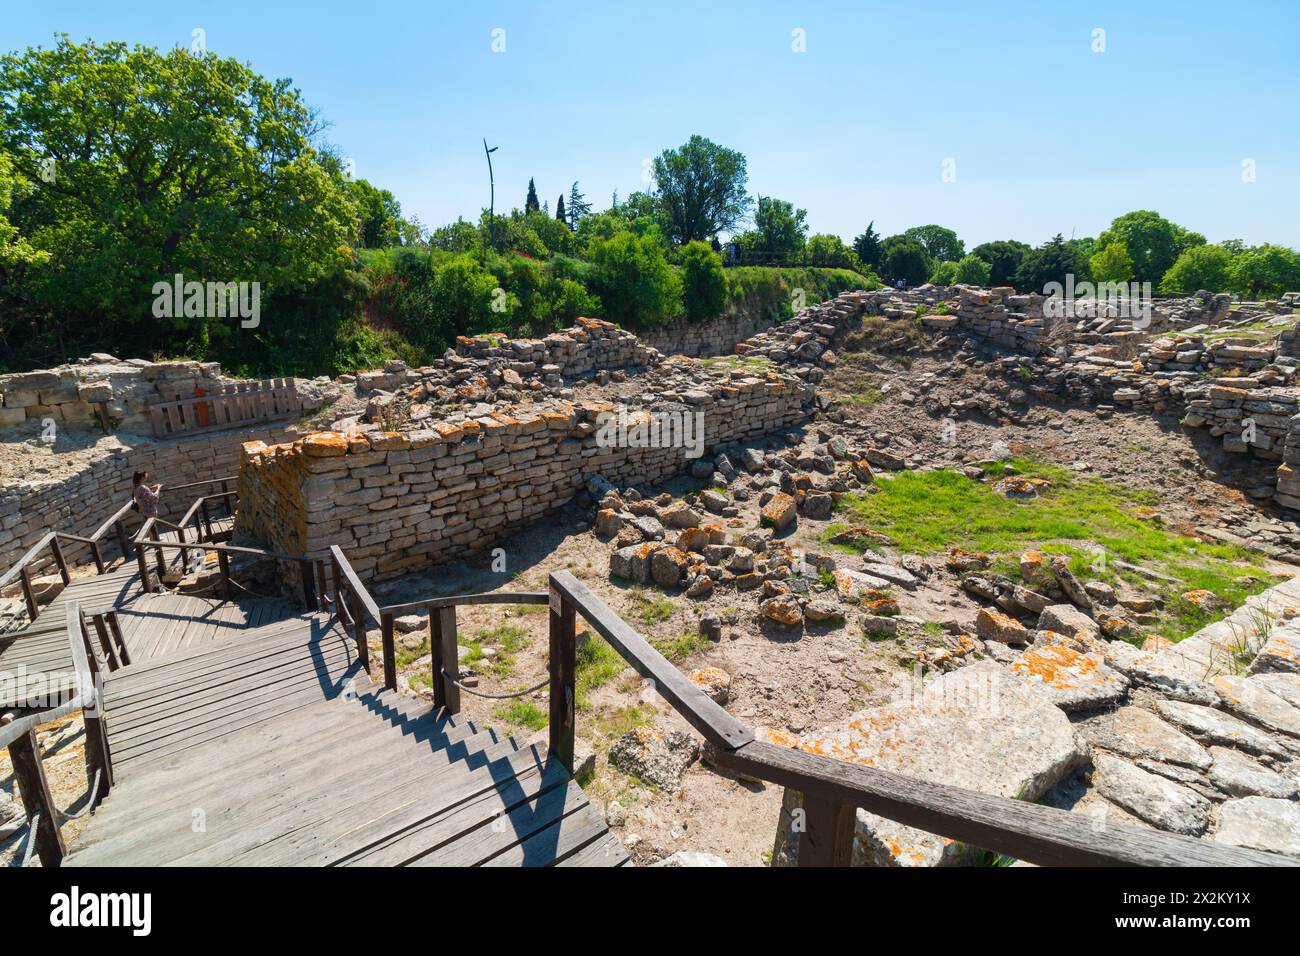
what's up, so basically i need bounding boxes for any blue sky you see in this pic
[4,0,1298,248]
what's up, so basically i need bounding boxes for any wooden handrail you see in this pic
[1,601,112,867]
[545,570,1296,868]
[379,591,549,616]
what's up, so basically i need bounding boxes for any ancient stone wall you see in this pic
[640,312,776,358]
[1,422,302,572]
[237,373,811,581]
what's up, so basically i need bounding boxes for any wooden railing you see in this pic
[0,499,139,624]
[131,530,323,611]
[545,570,1297,868]
[148,379,300,437]
[0,602,113,867]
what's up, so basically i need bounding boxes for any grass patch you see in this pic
[628,587,674,625]
[837,455,1279,641]
[651,630,711,663]
[459,623,529,678]
[577,633,627,708]
[494,698,548,731]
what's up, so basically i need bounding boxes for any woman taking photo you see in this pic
[132,471,163,518]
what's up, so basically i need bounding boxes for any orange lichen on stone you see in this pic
[1010,644,1101,691]
[369,431,411,451]
[432,422,464,442]
[302,432,348,458]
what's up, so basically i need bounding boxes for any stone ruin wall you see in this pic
[1,422,304,572]
[237,376,811,581]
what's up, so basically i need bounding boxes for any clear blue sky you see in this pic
[4,0,1298,248]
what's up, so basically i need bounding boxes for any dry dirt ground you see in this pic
[363,348,1297,867]
[1,715,96,867]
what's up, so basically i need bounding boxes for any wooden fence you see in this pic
[148,378,299,437]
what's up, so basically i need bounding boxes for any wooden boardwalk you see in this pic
[66,610,625,866]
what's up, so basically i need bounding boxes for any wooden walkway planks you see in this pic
[65,608,626,867]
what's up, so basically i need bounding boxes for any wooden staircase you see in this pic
[65,608,625,866]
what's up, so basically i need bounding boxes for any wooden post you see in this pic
[114,518,131,561]
[136,532,154,593]
[299,560,317,612]
[19,566,38,620]
[49,537,70,584]
[200,498,213,540]
[91,612,119,671]
[548,587,576,774]
[107,611,131,666]
[330,553,343,620]
[90,541,105,575]
[8,729,65,867]
[148,524,165,578]
[351,588,369,672]
[431,606,460,714]
[217,549,231,600]
[79,617,113,799]
[380,613,397,692]
[314,561,328,612]
[797,795,857,867]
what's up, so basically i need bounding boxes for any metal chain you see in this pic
[55,770,102,822]
[440,670,549,700]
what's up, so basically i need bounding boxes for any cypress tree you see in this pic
[525,178,540,214]
[555,194,566,224]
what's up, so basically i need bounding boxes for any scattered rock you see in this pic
[1091,752,1211,836]
[1208,746,1298,798]
[1213,797,1300,857]
[608,727,701,792]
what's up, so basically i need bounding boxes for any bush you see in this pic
[588,230,682,327]
[953,254,992,286]
[930,261,958,285]
[1160,245,1232,294]
[679,241,727,322]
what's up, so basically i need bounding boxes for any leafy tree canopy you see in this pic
[1159,244,1232,294]
[902,224,964,263]
[651,135,751,244]
[1089,241,1134,284]
[1097,210,1204,284]
[0,35,359,364]
[969,240,1030,288]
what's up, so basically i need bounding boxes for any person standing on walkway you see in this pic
[132,471,163,518]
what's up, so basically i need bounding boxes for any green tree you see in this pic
[0,36,359,365]
[882,239,932,286]
[1226,244,1300,299]
[1014,234,1090,291]
[953,254,992,286]
[0,151,47,267]
[566,181,591,231]
[1089,241,1134,284]
[806,233,860,271]
[651,135,751,244]
[749,197,807,261]
[1160,244,1233,293]
[970,240,1031,288]
[852,222,884,275]
[349,179,404,248]
[1096,210,1204,284]
[588,229,682,327]
[525,178,540,214]
[679,240,726,322]
[903,224,964,262]
[555,194,566,224]
[930,260,959,284]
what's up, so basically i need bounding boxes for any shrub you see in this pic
[679,240,727,322]
[953,254,992,286]
[588,229,682,327]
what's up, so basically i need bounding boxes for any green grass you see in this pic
[835,455,1279,641]
[628,587,674,624]
[651,630,711,663]
[458,623,530,678]
[839,378,884,406]
[494,699,548,731]
[576,633,627,708]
